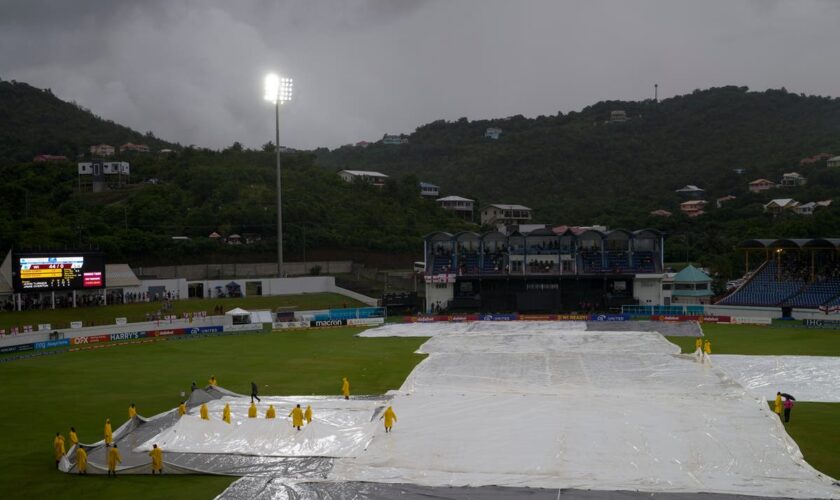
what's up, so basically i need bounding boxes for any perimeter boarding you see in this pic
[53,376,397,475]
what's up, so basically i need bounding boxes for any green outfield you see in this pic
[666,323,840,479]
[0,326,427,500]
[0,293,363,332]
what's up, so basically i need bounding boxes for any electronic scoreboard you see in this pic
[12,252,106,292]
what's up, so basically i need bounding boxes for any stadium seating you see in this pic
[783,278,840,307]
[432,256,452,274]
[718,261,806,306]
[633,251,657,273]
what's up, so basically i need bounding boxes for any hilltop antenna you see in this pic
[654,83,659,102]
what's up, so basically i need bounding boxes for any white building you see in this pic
[485,127,502,139]
[382,135,408,145]
[89,144,115,156]
[781,172,807,187]
[437,196,474,221]
[419,182,440,198]
[827,156,840,168]
[480,204,532,226]
[608,110,628,123]
[338,170,389,188]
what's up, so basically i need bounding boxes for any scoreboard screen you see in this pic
[12,252,106,292]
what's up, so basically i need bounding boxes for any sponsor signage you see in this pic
[424,274,456,284]
[223,324,263,332]
[70,321,83,329]
[71,335,110,345]
[34,339,70,350]
[590,314,629,321]
[346,317,385,326]
[149,328,184,337]
[115,318,128,326]
[187,326,224,334]
[651,315,703,322]
[273,321,310,329]
[803,318,840,329]
[38,324,52,331]
[479,313,517,321]
[702,315,731,324]
[556,315,589,321]
[110,331,147,342]
[0,343,35,354]
[311,319,347,327]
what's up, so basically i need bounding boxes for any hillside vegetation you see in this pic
[3,81,840,276]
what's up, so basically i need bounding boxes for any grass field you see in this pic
[666,323,840,356]
[666,323,840,480]
[0,293,363,331]
[0,326,427,500]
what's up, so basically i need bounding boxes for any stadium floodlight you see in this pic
[263,72,294,276]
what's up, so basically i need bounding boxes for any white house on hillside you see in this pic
[419,182,440,198]
[437,196,474,221]
[338,170,389,188]
[481,204,532,226]
[485,127,502,139]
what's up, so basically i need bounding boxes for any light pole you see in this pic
[264,73,293,276]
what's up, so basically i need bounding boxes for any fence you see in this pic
[622,305,705,316]
[134,261,353,280]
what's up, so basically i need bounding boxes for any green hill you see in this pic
[0,79,175,164]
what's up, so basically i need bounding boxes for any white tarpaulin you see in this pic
[712,354,840,402]
[137,396,385,458]
[328,322,839,499]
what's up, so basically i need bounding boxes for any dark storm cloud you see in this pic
[1,0,839,150]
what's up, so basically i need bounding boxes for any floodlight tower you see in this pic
[263,73,293,276]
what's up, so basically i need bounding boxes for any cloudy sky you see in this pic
[1,0,839,150]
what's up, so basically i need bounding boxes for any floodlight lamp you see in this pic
[264,73,280,103]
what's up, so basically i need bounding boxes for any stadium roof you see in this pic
[739,238,840,249]
[673,265,711,283]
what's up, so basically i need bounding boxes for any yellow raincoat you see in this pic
[289,406,304,428]
[76,446,87,473]
[305,405,313,424]
[178,402,187,416]
[266,405,276,419]
[209,376,217,386]
[774,393,783,414]
[69,430,78,446]
[695,337,703,351]
[128,405,137,419]
[342,377,350,399]
[248,403,257,418]
[703,340,711,355]
[200,403,209,420]
[383,406,397,430]
[107,446,121,472]
[104,419,113,444]
[54,434,65,460]
[223,403,231,424]
[149,446,163,471]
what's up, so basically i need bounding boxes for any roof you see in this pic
[419,182,439,189]
[340,170,389,178]
[738,238,840,249]
[672,289,715,297]
[750,178,775,185]
[829,155,840,161]
[225,307,250,315]
[680,200,707,207]
[436,195,473,202]
[783,172,804,177]
[765,198,797,207]
[717,195,737,201]
[676,185,704,192]
[105,264,141,288]
[673,265,711,283]
[485,204,531,211]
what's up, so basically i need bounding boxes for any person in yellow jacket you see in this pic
[342,377,350,400]
[774,392,783,416]
[178,401,187,417]
[695,337,703,352]
[107,444,121,477]
[304,405,313,424]
[381,406,397,433]
[149,443,163,474]
[223,403,231,424]
[209,375,217,386]
[76,446,88,475]
[248,402,257,418]
[69,427,78,447]
[128,403,137,419]
[703,339,712,355]
[104,418,113,445]
[54,432,66,467]
[265,404,276,419]
[200,403,209,420]
[289,404,304,430]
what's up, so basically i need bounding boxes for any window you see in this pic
[662,283,672,290]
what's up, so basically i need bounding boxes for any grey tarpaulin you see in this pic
[216,479,790,500]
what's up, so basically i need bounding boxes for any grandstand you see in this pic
[423,228,664,313]
[717,238,840,308]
